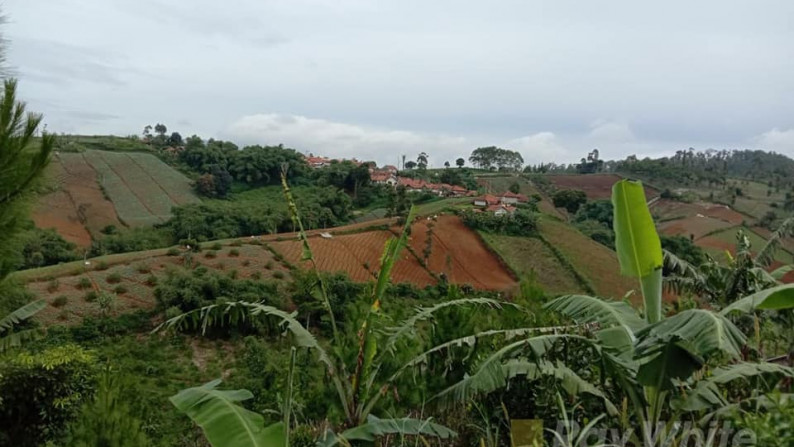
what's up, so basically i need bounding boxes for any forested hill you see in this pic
[610,149,794,187]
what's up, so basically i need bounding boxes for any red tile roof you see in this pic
[371,172,394,182]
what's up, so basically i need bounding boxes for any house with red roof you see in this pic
[370,171,397,186]
[473,194,500,207]
[486,204,517,216]
[498,191,529,204]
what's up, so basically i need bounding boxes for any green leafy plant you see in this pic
[159,171,485,446]
[0,298,46,352]
[439,180,794,445]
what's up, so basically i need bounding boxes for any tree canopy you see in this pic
[468,146,523,171]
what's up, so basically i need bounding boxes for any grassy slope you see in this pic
[479,232,585,295]
[538,216,638,300]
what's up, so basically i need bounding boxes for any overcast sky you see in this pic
[5,0,794,167]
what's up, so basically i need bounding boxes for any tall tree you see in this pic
[455,157,465,168]
[417,152,429,170]
[0,79,53,349]
[154,123,167,136]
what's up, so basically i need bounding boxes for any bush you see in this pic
[145,274,158,286]
[154,268,281,314]
[106,272,122,284]
[552,189,587,213]
[113,284,128,294]
[229,248,240,257]
[166,247,180,256]
[77,277,92,290]
[273,271,285,279]
[135,263,151,274]
[204,250,217,259]
[84,291,98,302]
[459,209,538,236]
[90,227,172,256]
[0,344,97,446]
[265,260,274,270]
[95,261,109,271]
[52,295,69,308]
[250,272,262,280]
[210,242,222,250]
[47,279,60,293]
[15,227,78,270]
[230,240,243,247]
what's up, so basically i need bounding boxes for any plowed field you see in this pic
[408,215,517,290]
[32,153,123,246]
[268,216,517,291]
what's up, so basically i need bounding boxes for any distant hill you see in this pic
[33,149,200,246]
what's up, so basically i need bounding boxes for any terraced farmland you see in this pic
[546,174,659,200]
[82,150,200,226]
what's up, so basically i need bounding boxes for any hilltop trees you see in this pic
[552,189,587,213]
[417,152,429,170]
[456,157,465,168]
[576,149,603,174]
[468,146,523,171]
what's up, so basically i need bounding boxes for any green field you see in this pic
[82,150,200,226]
[538,216,637,300]
[705,226,794,264]
[479,233,585,295]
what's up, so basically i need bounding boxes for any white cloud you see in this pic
[506,132,571,165]
[587,120,636,143]
[753,128,794,154]
[224,113,469,167]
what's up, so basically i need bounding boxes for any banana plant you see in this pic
[0,298,46,352]
[437,180,794,445]
[160,172,507,446]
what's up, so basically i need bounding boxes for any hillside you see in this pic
[33,150,200,246]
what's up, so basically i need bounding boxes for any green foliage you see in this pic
[53,295,69,307]
[154,267,282,315]
[728,393,794,447]
[165,185,352,241]
[170,379,285,447]
[14,226,78,270]
[64,370,149,447]
[552,189,587,213]
[574,199,613,228]
[459,209,539,236]
[106,272,122,284]
[660,235,706,268]
[90,227,173,256]
[77,277,92,290]
[0,298,46,352]
[0,344,97,446]
[469,146,524,171]
[0,78,54,280]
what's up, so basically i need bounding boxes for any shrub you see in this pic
[273,271,285,279]
[250,272,262,280]
[15,227,79,270]
[113,284,128,294]
[0,344,97,446]
[265,260,274,270]
[135,263,151,274]
[552,189,587,213]
[228,248,240,257]
[230,240,242,247]
[100,224,118,235]
[228,269,239,279]
[52,295,69,308]
[47,279,60,293]
[95,261,110,271]
[459,209,538,236]
[166,248,180,256]
[204,251,217,259]
[58,310,69,321]
[145,275,158,286]
[84,291,98,302]
[210,242,222,250]
[106,272,122,284]
[77,277,92,290]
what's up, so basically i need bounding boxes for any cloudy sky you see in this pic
[5,0,794,166]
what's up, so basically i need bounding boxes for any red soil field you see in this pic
[269,230,436,286]
[268,216,517,291]
[547,174,659,200]
[27,241,291,326]
[409,215,517,290]
[32,154,124,246]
